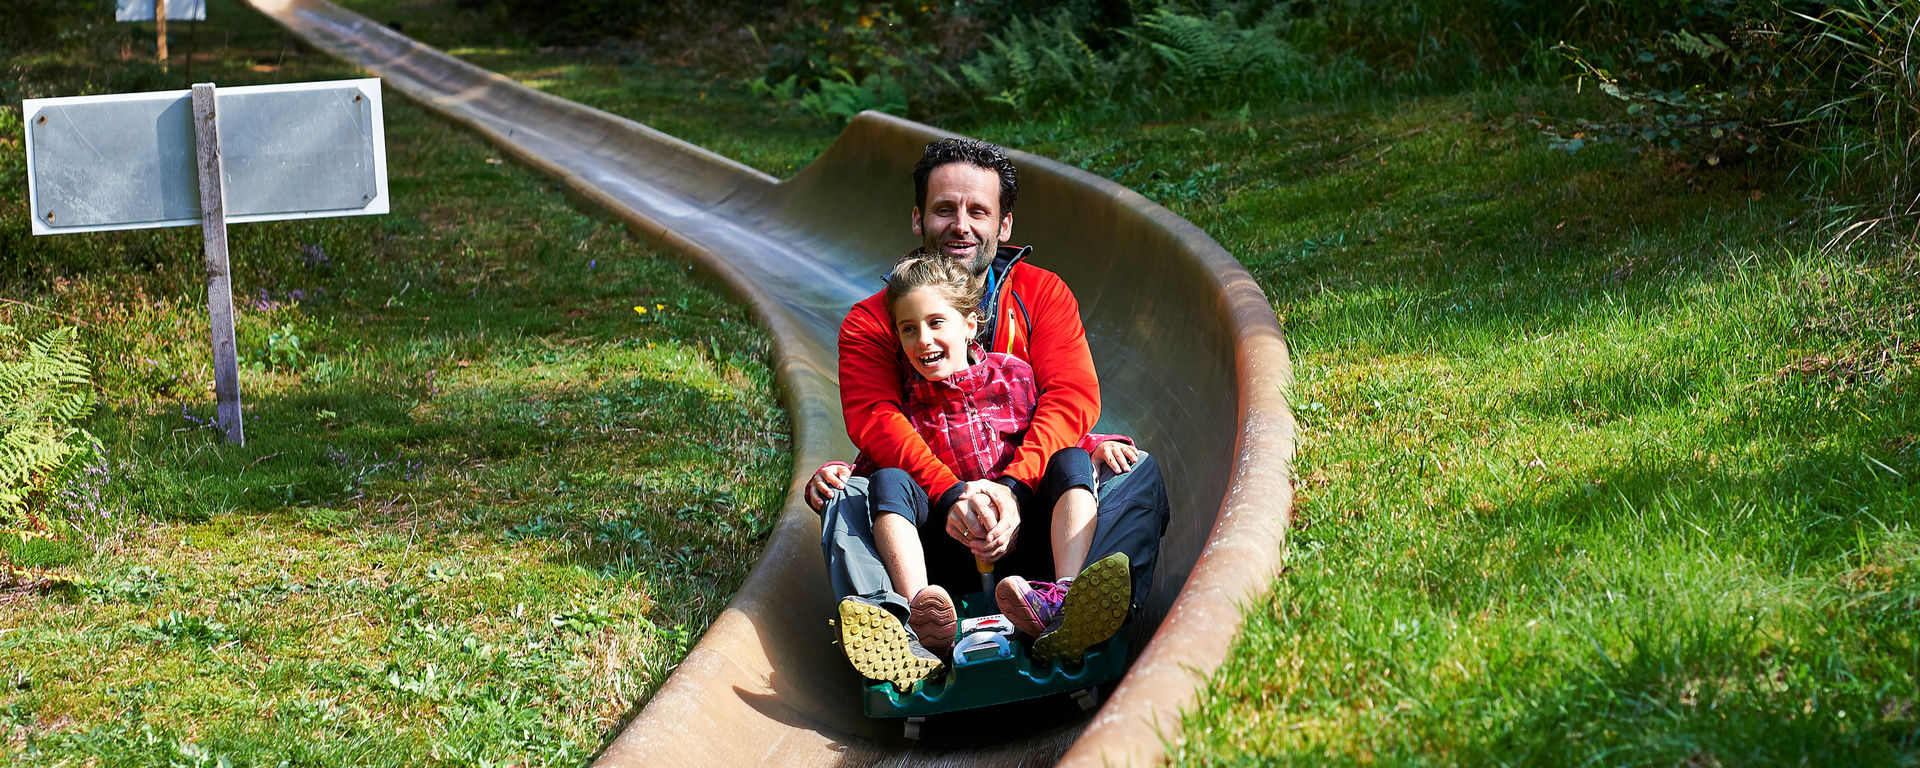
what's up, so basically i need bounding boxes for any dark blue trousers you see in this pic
[819,448,1169,616]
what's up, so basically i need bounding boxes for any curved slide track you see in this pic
[247,1,1297,764]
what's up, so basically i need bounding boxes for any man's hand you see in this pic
[804,463,852,511]
[1093,440,1139,474]
[943,481,996,541]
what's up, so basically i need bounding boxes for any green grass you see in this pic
[1016,98,1917,766]
[6,1,1918,765]
[976,98,1916,764]
[2,3,787,765]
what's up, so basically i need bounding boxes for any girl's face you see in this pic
[892,286,978,381]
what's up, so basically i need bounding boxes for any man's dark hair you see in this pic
[912,137,1019,214]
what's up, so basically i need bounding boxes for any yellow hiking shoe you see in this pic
[1031,552,1131,663]
[838,596,944,691]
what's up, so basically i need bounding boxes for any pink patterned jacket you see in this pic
[843,343,1128,495]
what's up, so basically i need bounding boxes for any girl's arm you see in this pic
[804,461,852,512]
[1079,433,1139,474]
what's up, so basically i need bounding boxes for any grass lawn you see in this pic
[3,3,788,765]
[1062,101,1920,764]
[5,1,1917,766]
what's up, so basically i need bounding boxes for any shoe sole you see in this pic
[839,599,943,691]
[1032,553,1131,663]
[908,590,958,659]
[994,578,1049,637]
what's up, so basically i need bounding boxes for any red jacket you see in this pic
[839,247,1101,500]
[847,344,1125,484]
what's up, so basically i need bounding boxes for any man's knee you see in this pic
[1096,454,1168,534]
[1088,453,1169,598]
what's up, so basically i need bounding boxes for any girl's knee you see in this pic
[867,468,931,527]
[1048,446,1091,473]
[1045,447,1096,493]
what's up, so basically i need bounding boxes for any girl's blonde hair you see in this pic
[885,254,986,322]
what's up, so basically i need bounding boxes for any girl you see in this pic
[828,254,1138,687]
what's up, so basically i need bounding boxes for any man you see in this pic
[809,138,1169,688]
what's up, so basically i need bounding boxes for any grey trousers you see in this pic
[818,453,1170,616]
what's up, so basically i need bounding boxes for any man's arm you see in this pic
[999,269,1101,489]
[838,296,963,498]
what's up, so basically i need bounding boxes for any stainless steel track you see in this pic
[245,1,1297,764]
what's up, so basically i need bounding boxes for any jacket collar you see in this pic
[986,244,1030,281]
[882,244,1030,285]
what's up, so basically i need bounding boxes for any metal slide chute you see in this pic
[245,1,1297,764]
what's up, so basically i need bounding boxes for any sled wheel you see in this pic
[904,717,926,740]
[1072,687,1100,711]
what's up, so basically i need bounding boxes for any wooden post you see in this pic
[156,0,168,71]
[191,83,244,445]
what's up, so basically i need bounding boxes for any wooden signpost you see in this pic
[23,79,389,446]
[191,83,244,443]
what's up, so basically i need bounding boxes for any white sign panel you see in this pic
[23,78,389,236]
[116,0,207,22]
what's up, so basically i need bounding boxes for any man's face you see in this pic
[912,163,1012,278]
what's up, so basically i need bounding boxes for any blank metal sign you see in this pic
[115,0,208,22]
[23,78,388,235]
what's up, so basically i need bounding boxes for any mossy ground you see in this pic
[3,3,786,765]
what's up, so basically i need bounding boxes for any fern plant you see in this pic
[943,3,1355,118]
[0,324,95,517]
[1125,6,1319,104]
[797,68,909,125]
[949,9,1115,114]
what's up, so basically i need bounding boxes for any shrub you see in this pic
[1123,5,1334,104]
[1538,1,1920,226]
[942,3,1360,119]
[740,1,957,124]
[457,0,652,46]
[0,325,95,517]
[1779,2,1920,222]
[948,9,1117,114]
[1540,30,1778,163]
[799,70,909,123]
[1301,0,1784,87]
[756,3,938,90]
[0,0,111,56]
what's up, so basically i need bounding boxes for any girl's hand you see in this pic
[804,463,852,511]
[1093,440,1139,474]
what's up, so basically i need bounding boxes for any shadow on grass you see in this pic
[78,363,775,531]
[1443,407,1918,591]
[1467,614,1920,765]
[1148,95,1809,359]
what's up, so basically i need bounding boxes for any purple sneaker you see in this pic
[995,575,1073,637]
[1031,552,1132,662]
